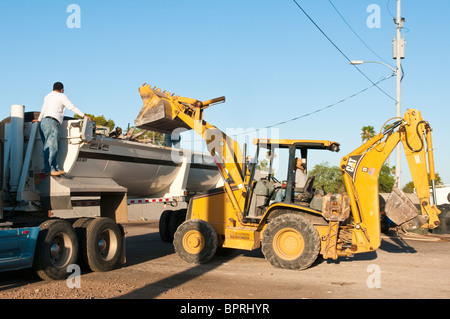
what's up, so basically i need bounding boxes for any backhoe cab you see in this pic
[245,139,340,220]
[136,83,441,270]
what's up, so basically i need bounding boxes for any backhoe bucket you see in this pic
[135,84,191,134]
[385,186,419,226]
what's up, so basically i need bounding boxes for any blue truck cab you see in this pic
[0,227,40,273]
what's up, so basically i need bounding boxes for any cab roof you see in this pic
[253,139,340,152]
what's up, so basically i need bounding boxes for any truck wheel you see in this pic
[33,219,79,281]
[72,218,94,270]
[173,219,218,264]
[168,209,187,240]
[159,210,172,242]
[160,210,187,243]
[262,214,320,270]
[84,217,123,272]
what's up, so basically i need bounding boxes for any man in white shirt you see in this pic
[35,82,90,176]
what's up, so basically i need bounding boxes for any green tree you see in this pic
[309,162,396,194]
[361,125,375,143]
[431,173,443,186]
[308,162,345,194]
[379,164,395,192]
[75,113,115,131]
[402,173,444,193]
[132,127,166,145]
[402,181,415,193]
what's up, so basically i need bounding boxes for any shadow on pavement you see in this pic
[115,250,239,299]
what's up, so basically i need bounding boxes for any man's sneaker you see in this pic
[50,171,62,176]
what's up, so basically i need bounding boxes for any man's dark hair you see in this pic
[53,82,64,91]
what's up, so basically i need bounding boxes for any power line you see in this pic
[386,0,396,19]
[291,0,396,102]
[328,0,391,65]
[328,1,405,81]
[250,73,394,132]
[185,73,394,143]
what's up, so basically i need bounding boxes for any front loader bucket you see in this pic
[385,186,419,226]
[135,84,191,134]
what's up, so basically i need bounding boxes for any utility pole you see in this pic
[393,0,405,187]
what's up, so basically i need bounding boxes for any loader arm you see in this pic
[340,109,440,252]
[135,84,249,223]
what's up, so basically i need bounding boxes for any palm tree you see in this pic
[361,125,375,143]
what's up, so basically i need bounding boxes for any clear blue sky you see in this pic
[0,1,448,186]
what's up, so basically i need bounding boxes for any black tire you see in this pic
[83,217,123,272]
[178,209,187,222]
[72,217,94,228]
[159,210,172,242]
[262,214,320,270]
[168,209,187,240]
[173,219,218,264]
[72,218,94,270]
[160,209,187,243]
[33,219,79,281]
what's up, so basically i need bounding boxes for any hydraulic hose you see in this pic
[404,120,428,153]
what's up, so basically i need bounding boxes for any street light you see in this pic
[349,59,402,187]
[349,60,396,73]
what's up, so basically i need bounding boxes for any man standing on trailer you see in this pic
[35,82,90,176]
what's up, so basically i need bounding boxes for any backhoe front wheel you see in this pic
[262,214,320,270]
[173,219,218,264]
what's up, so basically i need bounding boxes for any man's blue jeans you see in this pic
[39,117,61,174]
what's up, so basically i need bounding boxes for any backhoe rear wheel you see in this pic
[173,219,218,264]
[262,214,320,270]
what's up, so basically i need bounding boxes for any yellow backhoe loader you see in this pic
[136,83,441,270]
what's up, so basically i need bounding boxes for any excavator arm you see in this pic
[135,84,249,223]
[340,109,440,253]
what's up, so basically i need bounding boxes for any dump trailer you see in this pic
[0,104,221,280]
[136,83,441,270]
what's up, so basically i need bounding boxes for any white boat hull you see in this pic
[7,115,221,200]
[71,138,221,197]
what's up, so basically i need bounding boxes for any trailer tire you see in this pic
[84,218,123,272]
[159,210,172,242]
[160,210,187,243]
[72,218,95,270]
[173,219,218,264]
[33,219,79,281]
[168,209,187,241]
[262,214,320,270]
